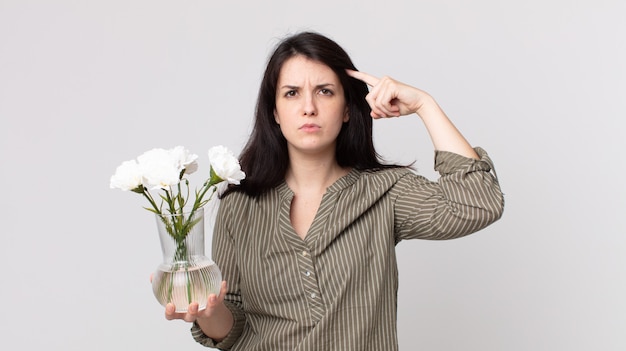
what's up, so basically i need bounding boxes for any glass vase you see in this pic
[151,207,222,313]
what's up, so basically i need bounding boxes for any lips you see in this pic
[299,123,320,132]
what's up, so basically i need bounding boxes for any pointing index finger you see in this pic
[346,69,379,87]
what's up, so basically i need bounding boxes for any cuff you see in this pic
[434,147,495,175]
[191,300,247,350]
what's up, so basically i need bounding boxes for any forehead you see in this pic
[278,55,340,84]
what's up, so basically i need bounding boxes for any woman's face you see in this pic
[274,55,348,158]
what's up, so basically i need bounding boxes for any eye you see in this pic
[319,88,333,95]
[284,90,297,97]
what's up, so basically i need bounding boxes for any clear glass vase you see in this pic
[151,207,222,313]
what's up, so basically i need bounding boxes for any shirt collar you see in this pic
[275,168,361,199]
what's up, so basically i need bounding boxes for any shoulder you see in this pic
[349,167,424,195]
[358,167,415,184]
[218,186,282,215]
[216,190,252,219]
[219,189,257,210]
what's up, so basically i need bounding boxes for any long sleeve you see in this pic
[393,147,504,241]
[190,197,247,350]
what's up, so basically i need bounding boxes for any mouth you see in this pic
[299,123,320,132]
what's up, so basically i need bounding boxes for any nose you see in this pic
[303,93,317,116]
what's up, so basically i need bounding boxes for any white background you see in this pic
[1,0,625,350]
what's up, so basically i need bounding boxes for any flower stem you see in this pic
[141,188,161,214]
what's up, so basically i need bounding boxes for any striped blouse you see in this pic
[191,147,504,350]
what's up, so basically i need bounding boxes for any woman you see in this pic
[165,31,504,350]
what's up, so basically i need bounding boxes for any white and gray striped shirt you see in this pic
[192,147,504,350]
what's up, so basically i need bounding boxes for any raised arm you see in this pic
[346,69,478,159]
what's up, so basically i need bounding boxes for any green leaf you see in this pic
[143,207,160,214]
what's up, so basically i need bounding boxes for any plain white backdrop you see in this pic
[1,0,624,350]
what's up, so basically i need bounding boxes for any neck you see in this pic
[285,153,349,194]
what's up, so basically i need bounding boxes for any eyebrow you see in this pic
[279,83,336,90]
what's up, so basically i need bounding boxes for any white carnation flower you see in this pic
[137,148,181,190]
[110,159,143,191]
[111,145,246,222]
[169,145,198,175]
[208,145,245,185]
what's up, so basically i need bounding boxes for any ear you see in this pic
[274,109,280,124]
[343,107,349,122]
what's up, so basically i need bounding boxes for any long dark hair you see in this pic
[232,31,402,197]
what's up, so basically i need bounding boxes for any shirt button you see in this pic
[305,271,311,277]
[301,250,308,257]
[310,293,317,299]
